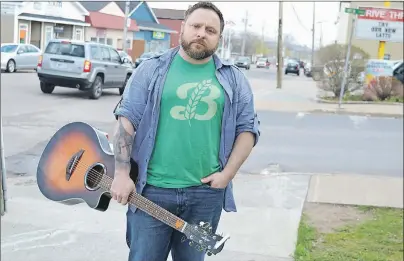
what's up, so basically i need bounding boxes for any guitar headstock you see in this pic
[183,221,230,256]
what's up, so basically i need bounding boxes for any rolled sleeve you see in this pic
[235,71,260,146]
[114,60,157,130]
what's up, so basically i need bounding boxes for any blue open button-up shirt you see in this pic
[114,47,260,213]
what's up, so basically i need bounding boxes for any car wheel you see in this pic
[89,75,103,100]
[119,74,130,95]
[40,82,55,94]
[6,60,16,73]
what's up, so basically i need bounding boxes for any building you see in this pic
[335,1,403,60]
[1,1,90,50]
[116,1,177,59]
[81,1,139,55]
[152,8,185,49]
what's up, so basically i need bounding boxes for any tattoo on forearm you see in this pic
[113,118,134,169]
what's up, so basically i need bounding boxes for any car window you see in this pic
[1,45,18,53]
[90,45,101,60]
[27,45,39,53]
[109,48,121,63]
[45,42,85,58]
[100,47,110,61]
[17,45,28,54]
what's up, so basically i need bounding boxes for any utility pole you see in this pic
[338,13,357,109]
[122,1,130,53]
[241,10,248,56]
[261,21,266,55]
[310,2,316,67]
[276,1,283,89]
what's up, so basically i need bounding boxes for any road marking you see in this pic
[349,115,368,129]
[296,112,307,119]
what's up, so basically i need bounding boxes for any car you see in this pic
[256,57,270,69]
[135,52,156,67]
[235,56,251,70]
[36,39,133,99]
[1,43,42,73]
[118,50,135,68]
[285,61,300,76]
[304,62,312,77]
[392,61,403,84]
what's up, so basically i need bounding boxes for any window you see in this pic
[90,37,97,42]
[45,42,85,58]
[90,45,101,60]
[19,24,28,44]
[27,45,40,53]
[75,29,82,41]
[109,48,121,63]
[1,45,18,53]
[98,38,105,44]
[106,38,113,46]
[100,47,110,61]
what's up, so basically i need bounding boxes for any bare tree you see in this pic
[315,43,370,98]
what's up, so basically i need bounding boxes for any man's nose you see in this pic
[196,27,207,38]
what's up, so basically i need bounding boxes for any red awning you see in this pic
[85,12,139,31]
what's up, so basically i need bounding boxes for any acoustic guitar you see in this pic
[36,121,230,256]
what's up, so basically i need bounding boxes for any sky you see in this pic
[147,1,341,48]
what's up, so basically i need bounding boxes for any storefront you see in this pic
[121,1,177,59]
[1,1,90,51]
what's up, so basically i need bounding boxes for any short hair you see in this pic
[184,2,225,34]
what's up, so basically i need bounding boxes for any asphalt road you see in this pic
[1,69,402,178]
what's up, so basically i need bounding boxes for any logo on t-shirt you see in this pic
[170,79,221,125]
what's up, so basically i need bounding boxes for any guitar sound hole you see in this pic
[85,163,105,191]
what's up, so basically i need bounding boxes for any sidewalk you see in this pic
[306,173,403,208]
[0,174,310,261]
[249,78,404,117]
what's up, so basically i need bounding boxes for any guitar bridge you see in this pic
[66,149,84,181]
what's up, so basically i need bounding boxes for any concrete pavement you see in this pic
[1,173,309,261]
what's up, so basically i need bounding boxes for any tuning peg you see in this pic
[207,251,212,256]
[189,241,193,246]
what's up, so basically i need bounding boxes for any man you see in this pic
[111,2,260,261]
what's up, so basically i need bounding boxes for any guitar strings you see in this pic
[62,159,187,230]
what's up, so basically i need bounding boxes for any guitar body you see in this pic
[36,121,230,256]
[36,121,138,211]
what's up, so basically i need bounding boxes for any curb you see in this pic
[316,97,404,106]
[308,109,403,118]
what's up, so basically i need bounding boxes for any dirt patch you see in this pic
[303,202,373,234]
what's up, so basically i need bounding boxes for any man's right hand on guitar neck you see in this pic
[111,116,136,205]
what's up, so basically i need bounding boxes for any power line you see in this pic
[291,3,311,32]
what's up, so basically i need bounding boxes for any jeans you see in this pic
[126,183,225,261]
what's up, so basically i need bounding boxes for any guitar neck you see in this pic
[101,175,187,232]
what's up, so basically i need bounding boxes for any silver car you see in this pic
[1,43,42,73]
[37,39,133,99]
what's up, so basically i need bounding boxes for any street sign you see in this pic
[345,7,366,15]
[355,7,403,43]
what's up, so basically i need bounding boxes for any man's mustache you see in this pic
[191,39,206,46]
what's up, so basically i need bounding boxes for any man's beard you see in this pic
[180,34,218,60]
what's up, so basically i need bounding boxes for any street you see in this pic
[1,68,402,178]
[1,68,402,261]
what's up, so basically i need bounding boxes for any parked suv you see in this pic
[37,39,133,99]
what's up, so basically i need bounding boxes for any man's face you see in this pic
[180,8,221,60]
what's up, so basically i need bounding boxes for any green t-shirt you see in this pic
[147,54,225,188]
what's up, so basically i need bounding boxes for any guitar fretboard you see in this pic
[100,175,187,232]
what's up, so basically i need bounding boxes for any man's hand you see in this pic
[201,171,233,189]
[110,173,136,205]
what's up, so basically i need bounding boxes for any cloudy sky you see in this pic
[148,1,341,48]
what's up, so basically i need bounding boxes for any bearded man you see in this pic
[111,2,260,261]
